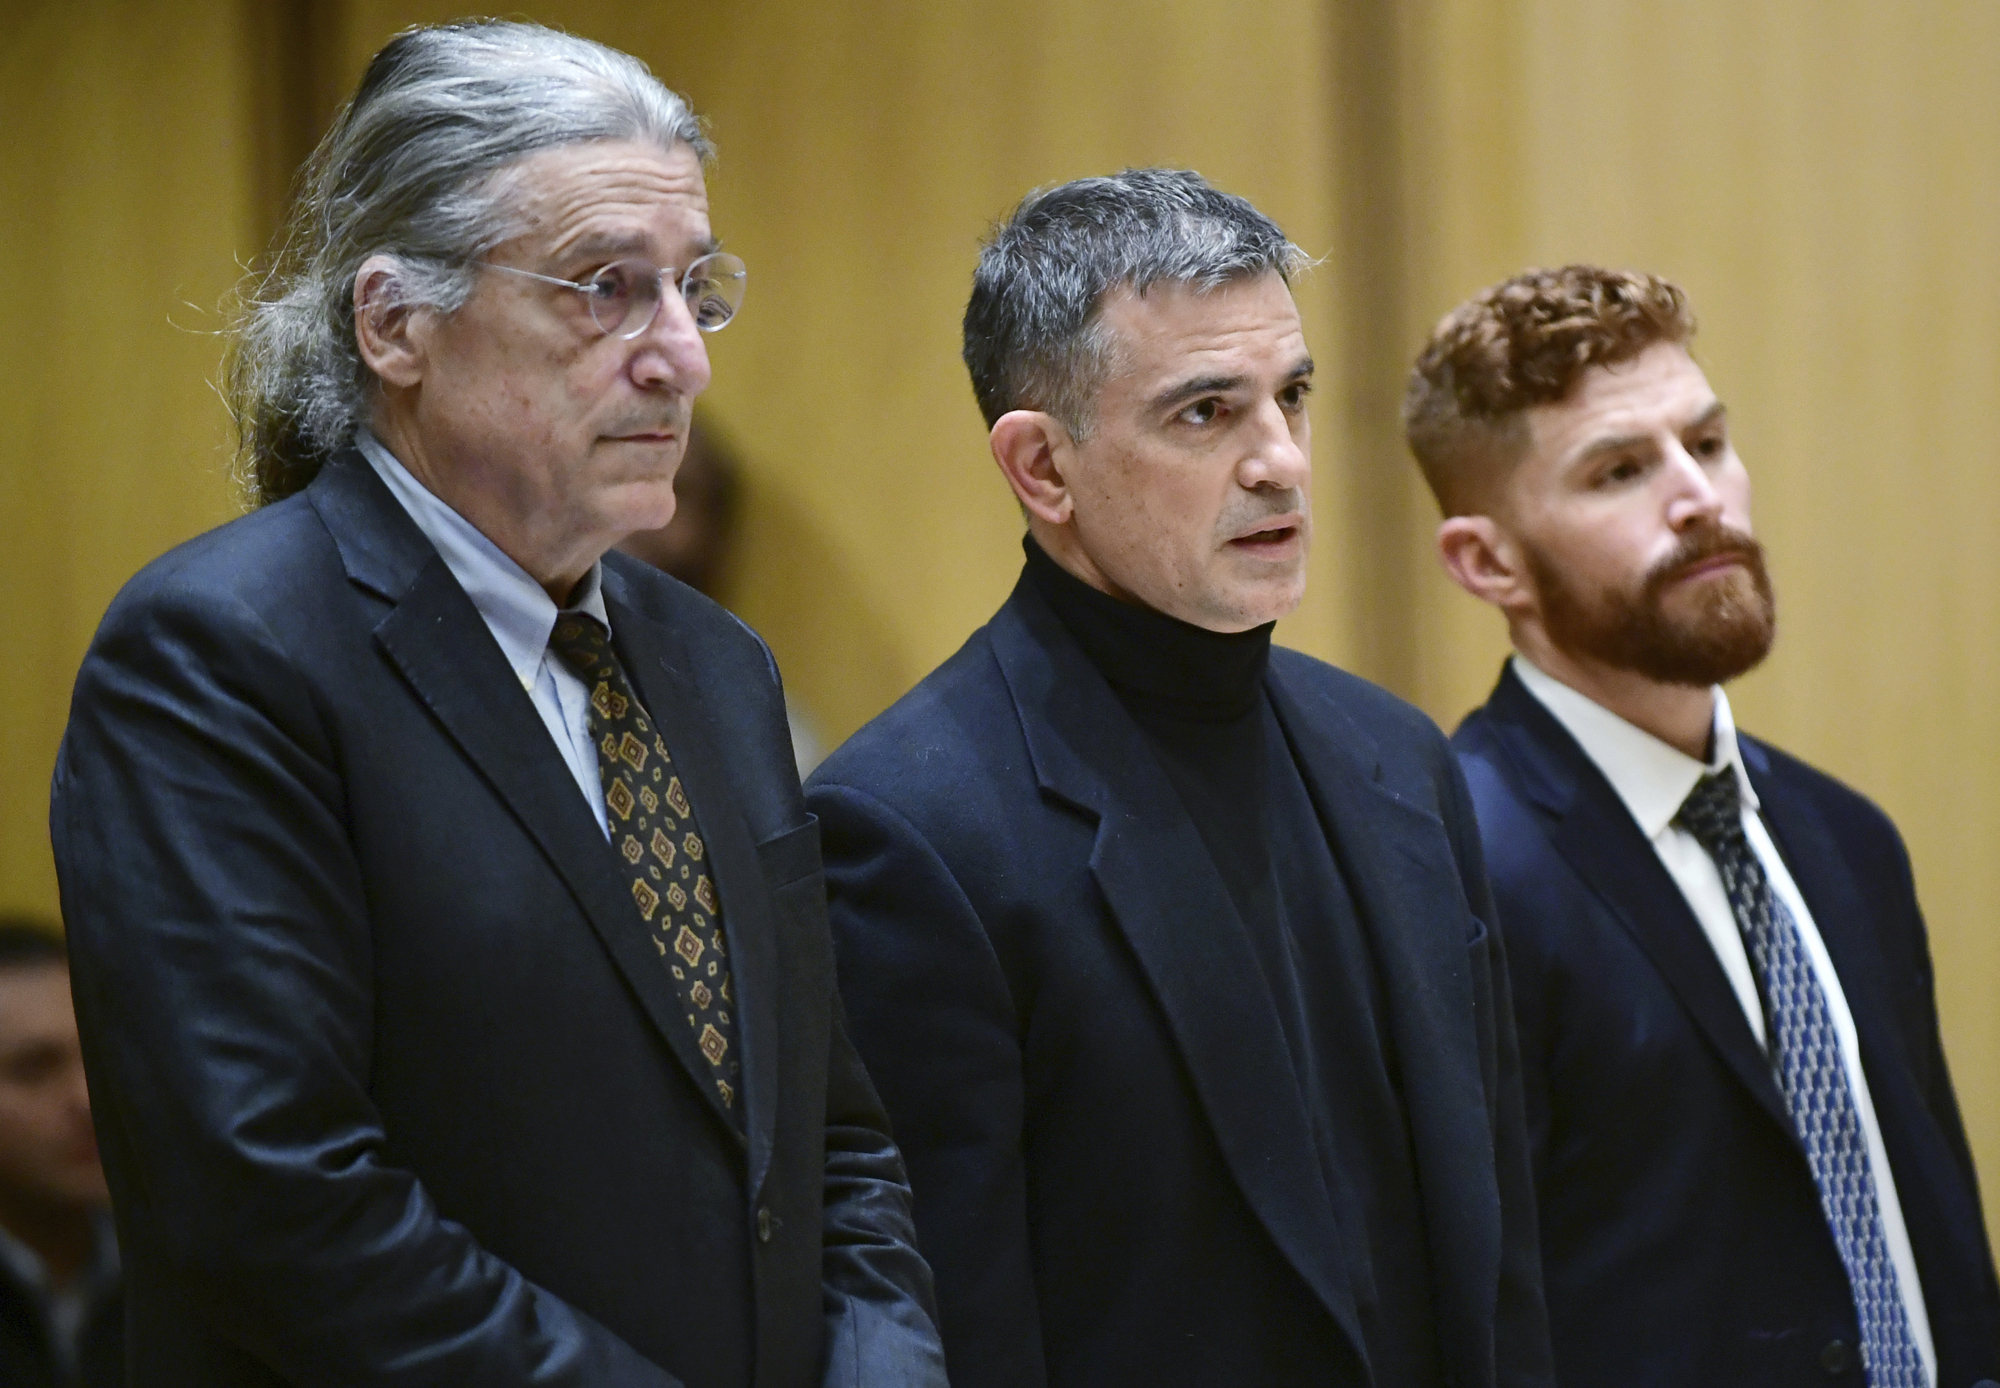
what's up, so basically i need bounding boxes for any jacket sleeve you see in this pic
[816,974,950,1387]
[1876,817,1989,1214]
[807,779,1050,1388]
[50,585,679,1386]
[1438,745,1558,1388]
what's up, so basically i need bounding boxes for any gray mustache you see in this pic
[1219,490,1308,533]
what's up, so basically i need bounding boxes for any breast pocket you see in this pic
[756,815,824,894]
[755,816,832,980]
[752,816,836,1075]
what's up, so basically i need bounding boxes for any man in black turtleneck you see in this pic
[808,170,1552,1388]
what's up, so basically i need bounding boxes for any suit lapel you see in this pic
[987,585,1366,1357]
[606,577,780,1189]
[309,454,748,1150]
[1749,742,2000,1344]
[1747,744,1909,1075]
[1264,665,1502,1353]
[1749,745,1944,1174]
[1483,668,1796,1141]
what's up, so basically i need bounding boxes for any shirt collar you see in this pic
[357,429,609,687]
[0,1210,119,1299]
[1510,653,1758,839]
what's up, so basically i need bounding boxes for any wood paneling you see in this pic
[327,0,1351,744]
[7,0,1999,1243]
[0,0,256,920]
[1386,0,2000,1237]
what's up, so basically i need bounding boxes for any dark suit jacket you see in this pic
[49,452,942,1388]
[806,575,1552,1388]
[1455,662,2000,1388]
[0,1259,121,1388]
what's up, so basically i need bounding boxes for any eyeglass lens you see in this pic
[586,253,747,338]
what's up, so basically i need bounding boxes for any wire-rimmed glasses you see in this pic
[477,251,747,338]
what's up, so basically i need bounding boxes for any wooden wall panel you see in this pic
[328,0,1352,745]
[0,0,256,920]
[7,0,1998,1248]
[1390,0,2000,1238]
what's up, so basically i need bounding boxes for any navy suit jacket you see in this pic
[1455,663,2000,1388]
[49,452,943,1388]
[807,575,1553,1388]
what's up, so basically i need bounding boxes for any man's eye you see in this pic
[1280,381,1313,410]
[1179,399,1221,425]
[1692,434,1726,458]
[587,267,634,303]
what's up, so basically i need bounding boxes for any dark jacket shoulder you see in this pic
[811,621,1016,807]
[1268,644,1463,808]
[88,490,341,645]
[600,550,783,697]
[1740,733,1916,885]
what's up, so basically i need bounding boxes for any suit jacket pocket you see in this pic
[756,815,823,893]
[756,818,833,988]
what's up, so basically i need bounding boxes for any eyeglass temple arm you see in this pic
[474,261,731,291]
[474,262,593,292]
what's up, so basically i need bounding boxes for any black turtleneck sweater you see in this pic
[1024,537,1443,1388]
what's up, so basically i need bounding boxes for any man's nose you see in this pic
[1664,442,1724,528]
[1241,401,1310,491]
[629,286,713,395]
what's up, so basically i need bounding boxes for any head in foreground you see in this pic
[1406,265,1775,723]
[230,20,744,600]
[964,168,1315,633]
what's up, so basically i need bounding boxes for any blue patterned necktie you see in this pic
[1677,772,1924,1387]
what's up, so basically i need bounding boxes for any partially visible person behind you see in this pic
[617,414,742,597]
[618,419,826,773]
[0,920,119,1388]
[1410,265,2000,1387]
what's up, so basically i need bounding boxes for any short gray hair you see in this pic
[226,20,709,506]
[961,168,1307,439]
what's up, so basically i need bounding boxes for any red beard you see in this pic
[1528,523,1777,687]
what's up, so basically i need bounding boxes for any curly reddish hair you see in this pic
[1403,265,1695,514]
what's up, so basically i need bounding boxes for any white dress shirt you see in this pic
[1513,654,1936,1385]
[357,429,612,836]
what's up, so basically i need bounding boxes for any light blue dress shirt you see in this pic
[357,429,611,836]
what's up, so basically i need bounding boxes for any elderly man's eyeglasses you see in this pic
[478,252,748,338]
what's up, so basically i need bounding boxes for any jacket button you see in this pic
[756,1206,773,1243]
[1818,1340,1852,1375]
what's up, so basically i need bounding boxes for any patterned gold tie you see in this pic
[549,612,743,1128]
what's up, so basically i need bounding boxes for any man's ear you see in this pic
[353,254,429,390]
[1437,513,1534,614]
[989,410,1075,526]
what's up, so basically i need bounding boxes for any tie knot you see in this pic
[1676,770,1744,850]
[549,611,611,675]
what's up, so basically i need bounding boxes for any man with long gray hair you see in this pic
[50,21,943,1387]
[808,169,1553,1388]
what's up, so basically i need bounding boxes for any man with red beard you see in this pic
[1408,265,2000,1388]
